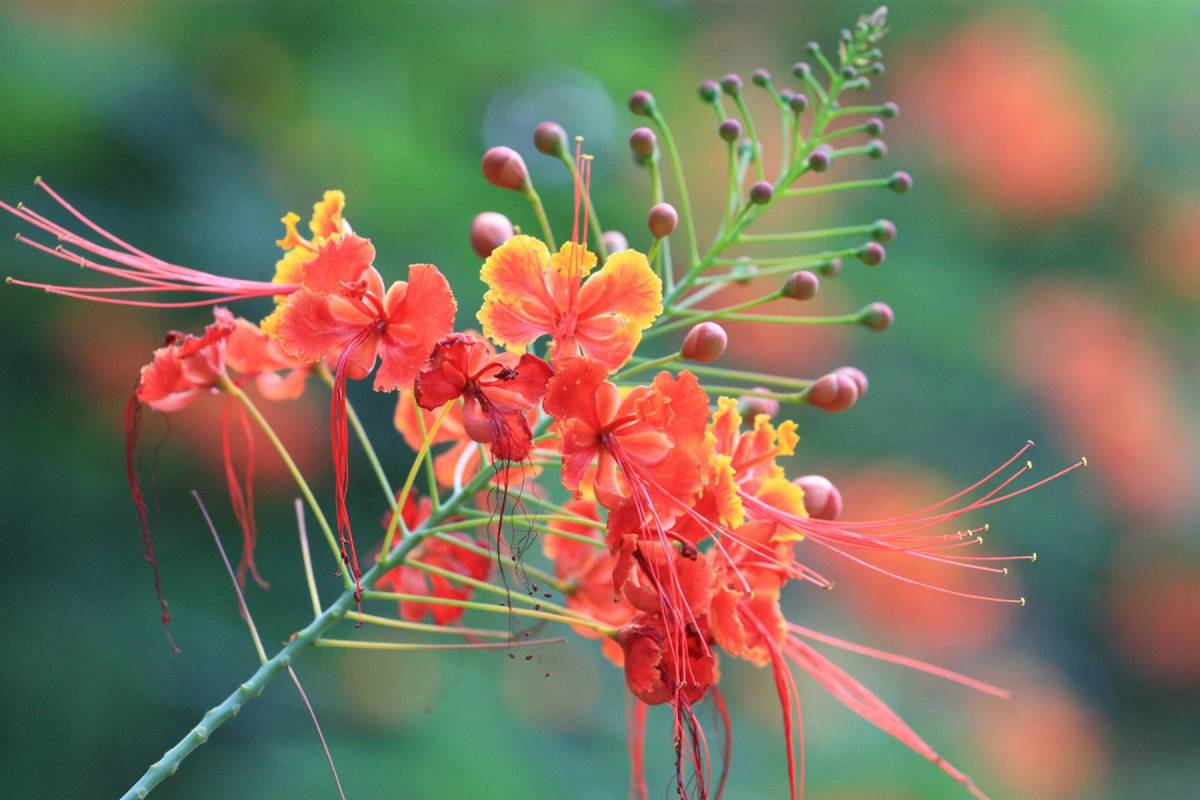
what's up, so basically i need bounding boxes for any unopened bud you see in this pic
[602,230,629,253]
[482,147,529,191]
[857,242,886,267]
[860,302,894,331]
[720,73,742,95]
[864,118,885,136]
[749,181,774,205]
[628,90,656,117]
[779,88,795,105]
[807,146,833,172]
[630,127,657,159]
[793,475,843,520]
[698,80,720,103]
[792,61,812,80]
[533,122,568,158]
[470,212,515,258]
[807,371,859,413]
[751,68,771,87]
[782,270,820,300]
[867,139,888,159]
[818,257,842,278]
[681,322,727,363]
[648,203,678,239]
[880,101,899,118]
[834,366,868,396]
[871,220,896,243]
[718,119,742,143]
[804,41,821,57]
[789,93,809,114]
[840,65,858,80]
[888,171,913,193]
[737,391,780,420]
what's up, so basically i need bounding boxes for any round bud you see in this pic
[751,68,771,87]
[857,241,886,267]
[602,230,629,253]
[648,203,678,239]
[807,146,833,172]
[805,41,821,57]
[807,371,859,413]
[737,392,780,421]
[782,270,819,300]
[482,147,529,191]
[779,88,795,105]
[888,171,913,193]
[736,140,755,162]
[864,117,884,136]
[834,366,869,396]
[629,127,657,159]
[533,121,568,157]
[840,65,857,79]
[792,61,812,80]
[818,257,842,278]
[718,118,743,143]
[793,475,843,520]
[880,101,899,118]
[720,73,742,95]
[681,322,728,363]
[470,212,514,258]
[698,80,720,103]
[789,93,810,114]
[749,180,774,205]
[860,301,894,331]
[729,260,758,284]
[871,219,896,243]
[867,139,888,160]
[628,90,656,116]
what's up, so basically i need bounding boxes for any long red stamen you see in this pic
[627,697,649,800]
[222,398,267,589]
[330,335,372,607]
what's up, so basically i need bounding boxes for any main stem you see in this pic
[119,445,503,799]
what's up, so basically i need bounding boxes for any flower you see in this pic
[477,236,662,371]
[135,309,236,413]
[414,332,552,461]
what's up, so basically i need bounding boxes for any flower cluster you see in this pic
[2,8,1087,800]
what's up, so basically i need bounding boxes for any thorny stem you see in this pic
[119,421,544,800]
[219,376,351,590]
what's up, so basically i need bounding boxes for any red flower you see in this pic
[414,332,552,461]
[135,309,236,413]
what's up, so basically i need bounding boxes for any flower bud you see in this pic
[789,93,809,114]
[751,68,771,87]
[867,139,888,159]
[749,180,774,205]
[864,117,885,136]
[792,61,812,80]
[793,474,843,520]
[807,371,859,413]
[834,365,868,396]
[860,302,894,331]
[738,391,780,420]
[807,146,833,172]
[602,230,628,253]
[718,119,742,143]
[840,65,858,80]
[880,101,899,118]
[857,242,886,267]
[720,73,742,95]
[698,80,720,103]
[888,171,913,193]
[470,212,514,258]
[871,219,896,243]
[628,90,656,116]
[681,322,727,363]
[629,127,657,159]
[482,146,529,191]
[779,88,795,105]
[782,270,819,300]
[804,41,821,57]
[533,121,568,158]
[818,257,842,278]
[648,203,678,239]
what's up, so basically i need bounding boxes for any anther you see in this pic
[1019,597,1027,607]
[1025,460,1033,470]
[1031,552,1038,562]
[1081,456,1089,467]
[1002,568,1009,575]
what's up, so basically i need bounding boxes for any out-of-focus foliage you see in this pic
[1,2,1197,798]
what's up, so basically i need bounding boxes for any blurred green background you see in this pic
[2,1,1198,798]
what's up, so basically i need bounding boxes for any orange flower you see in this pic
[477,236,662,371]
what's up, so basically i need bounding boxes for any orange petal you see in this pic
[374,264,457,392]
[309,190,345,239]
[301,234,376,295]
[576,249,662,329]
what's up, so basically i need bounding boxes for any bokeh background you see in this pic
[2,1,1198,798]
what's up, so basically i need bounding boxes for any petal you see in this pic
[576,249,662,327]
[543,356,609,429]
[373,264,457,392]
[576,317,642,373]
[477,293,550,353]
[309,190,346,239]
[301,234,376,295]
[482,352,553,408]
[274,290,360,363]
[393,388,458,449]
[478,236,557,351]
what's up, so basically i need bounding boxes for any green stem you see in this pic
[625,355,812,391]
[649,108,699,268]
[647,290,784,337]
[737,224,873,243]
[613,351,681,381]
[220,377,349,589]
[731,93,766,183]
[783,177,892,197]
[521,184,557,250]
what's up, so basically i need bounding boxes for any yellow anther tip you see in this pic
[983,523,990,532]
[1031,552,1038,562]
[1002,567,1009,575]
[1080,456,1089,467]
[1026,460,1033,470]
[1019,597,1027,607]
